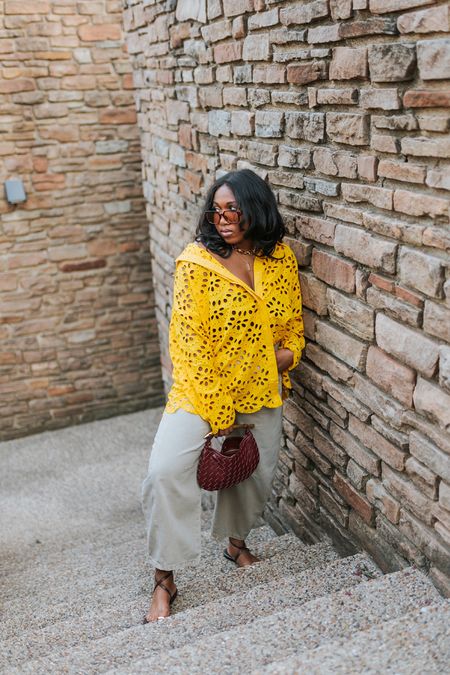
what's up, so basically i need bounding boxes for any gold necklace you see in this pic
[232,246,256,272]
[233,246,257,256]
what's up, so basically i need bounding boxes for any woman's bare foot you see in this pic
[226,538,260,567]
[143,570,177,623]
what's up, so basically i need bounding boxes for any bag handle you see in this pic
[203,423,255,441]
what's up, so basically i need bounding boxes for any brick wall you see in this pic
[0,0,164,440]
[123,0,450,594]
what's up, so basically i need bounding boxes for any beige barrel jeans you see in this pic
[141,403,283,571]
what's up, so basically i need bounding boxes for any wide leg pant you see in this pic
[141,403,283,570]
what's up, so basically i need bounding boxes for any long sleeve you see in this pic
[280,251,305,371]
[169,261,235,434]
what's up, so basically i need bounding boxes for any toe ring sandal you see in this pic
[142,571,178,624]
[223,541,251,566]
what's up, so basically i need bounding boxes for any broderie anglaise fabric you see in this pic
[165,242,305,434]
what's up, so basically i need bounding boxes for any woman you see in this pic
[142,169,305,622]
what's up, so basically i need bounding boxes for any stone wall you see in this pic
[123,0,450,594]
[0,0,164,440]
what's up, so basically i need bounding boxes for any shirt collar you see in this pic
[176,243,264,300]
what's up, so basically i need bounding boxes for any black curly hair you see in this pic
[195,169,285,258]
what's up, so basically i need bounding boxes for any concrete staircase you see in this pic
[1,410,448,674]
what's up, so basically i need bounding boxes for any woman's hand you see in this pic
[275,348,294,373]
[217,425,234,436]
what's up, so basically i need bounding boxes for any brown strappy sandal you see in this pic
[223,539,258,566]
[142,571,178,624]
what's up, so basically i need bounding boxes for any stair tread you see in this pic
[0,507,219,581]
[2,521,278,605]
[162,539,337,613]
[103,568,442,675]
[1,525,281,639]
[3,541,339,672]
[4,554,381,672]
[0,408,162,571]
[258,600,450,674]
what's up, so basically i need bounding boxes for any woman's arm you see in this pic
[169,261,235,435]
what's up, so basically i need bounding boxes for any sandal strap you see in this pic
[234,547,249,562]
[229,539,249,550]
[229,539,250,562]
[153,571,176,602]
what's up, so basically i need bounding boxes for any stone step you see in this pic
[1,524,280,641]
[0,496,214,581]
[104,568,441,674]
[0,517,144,581]
[0,408,163,567]
[4,541,339,673]
[258,600,450,674]
[2,516,277,604]
[171,539,337,614]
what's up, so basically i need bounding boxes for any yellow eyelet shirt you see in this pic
[165,241,305,434]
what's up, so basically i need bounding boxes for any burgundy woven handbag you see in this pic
[197,424,259,491]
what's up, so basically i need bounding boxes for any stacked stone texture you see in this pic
[0,0,164,440]
[123,0,450,594]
